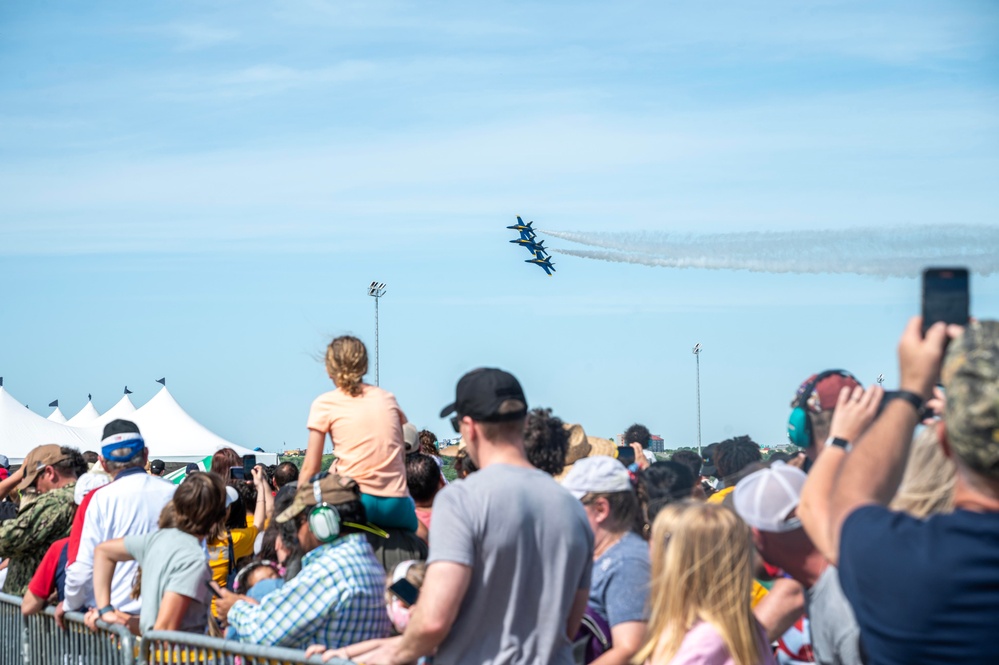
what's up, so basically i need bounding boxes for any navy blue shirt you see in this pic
[54,540,69,602]
[839,505,999,665]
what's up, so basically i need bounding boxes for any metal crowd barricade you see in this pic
[0,593,27,665]
[0,593,356,665]
[26,605,137,665]
[139,632,345,665]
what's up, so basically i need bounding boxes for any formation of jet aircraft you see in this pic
[507,216,555,276]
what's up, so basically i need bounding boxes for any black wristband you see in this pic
[826,436,850,450]
[888,390,924,413]
[97,604,116,616]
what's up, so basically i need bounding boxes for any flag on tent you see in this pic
[163,455,213,485]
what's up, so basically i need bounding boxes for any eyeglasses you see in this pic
[450,416,462,433]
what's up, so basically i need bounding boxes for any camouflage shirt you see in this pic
[0,482,77,596]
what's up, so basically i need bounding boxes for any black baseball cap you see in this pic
[150,459,166,473]
[440,368,528,423]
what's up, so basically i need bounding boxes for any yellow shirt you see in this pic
[207,526,258,615]
[707,486,734,504]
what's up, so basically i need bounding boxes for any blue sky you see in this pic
[2,0,998,453]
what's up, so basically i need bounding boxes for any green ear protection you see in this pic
[787,369,860,448]
[306,472,391,542]
[308,476,341,543]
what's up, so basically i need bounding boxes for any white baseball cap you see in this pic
[403,423,420,454]
[561,456,632,499]
[733,462,806,533]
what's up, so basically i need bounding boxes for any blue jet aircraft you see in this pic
[526,252,556,276]
[507,216,535,237]
[509,237,548,254]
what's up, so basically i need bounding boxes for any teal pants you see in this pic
[360,494,418,532]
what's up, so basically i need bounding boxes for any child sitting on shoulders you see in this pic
[300,335,417,532]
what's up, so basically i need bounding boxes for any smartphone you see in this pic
[922,268,969,335]
[243,455,257,479]
[389,578,420,606]
[230,466,244,481]
[616,446,636,467]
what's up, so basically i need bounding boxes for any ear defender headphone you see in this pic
[787,369,861,448]
[308,476,342,544]
[306,472,390,543]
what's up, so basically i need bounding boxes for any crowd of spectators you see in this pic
[2,317,997,665]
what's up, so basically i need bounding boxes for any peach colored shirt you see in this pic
[307,385,409,498]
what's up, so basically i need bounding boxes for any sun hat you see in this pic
[553,423,617,482]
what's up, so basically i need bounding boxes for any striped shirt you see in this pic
[228,533,392,649]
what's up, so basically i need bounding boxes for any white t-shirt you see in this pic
[63,468,175,612]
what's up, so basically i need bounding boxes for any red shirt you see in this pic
[67,484,104,564]
[27,537,70,599]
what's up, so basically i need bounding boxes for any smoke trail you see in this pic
[544,226,999,276]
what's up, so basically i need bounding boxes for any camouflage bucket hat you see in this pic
[942,321,999,479]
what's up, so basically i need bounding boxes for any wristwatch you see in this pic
[97,605,116,617]
[886,390,925,414]
[825,436,850,450]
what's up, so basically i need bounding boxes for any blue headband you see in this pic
[101,432,145,462]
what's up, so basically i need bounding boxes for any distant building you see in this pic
[618,433,666,452]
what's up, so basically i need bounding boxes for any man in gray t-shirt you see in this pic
[347,368,593,665]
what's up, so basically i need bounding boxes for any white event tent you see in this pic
[65,400,101,426]
[0,388,95,464]
[47,407,67,424]
[0,385,275,466]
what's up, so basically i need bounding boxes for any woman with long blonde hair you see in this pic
[300,335,417,531]
[635,502,775,665]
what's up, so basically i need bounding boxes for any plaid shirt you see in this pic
[228,533,392,650]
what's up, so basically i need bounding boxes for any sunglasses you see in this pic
[450,416,462,433]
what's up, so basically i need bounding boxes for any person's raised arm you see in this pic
[251,465,271,525]
[799,384,883,564]
[822,318,951,559]
[0,466,24,502]
[299,429,326,483]
[753,577,805,643]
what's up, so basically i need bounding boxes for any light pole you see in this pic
[367,282,387,386]
[693,343,702,457]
